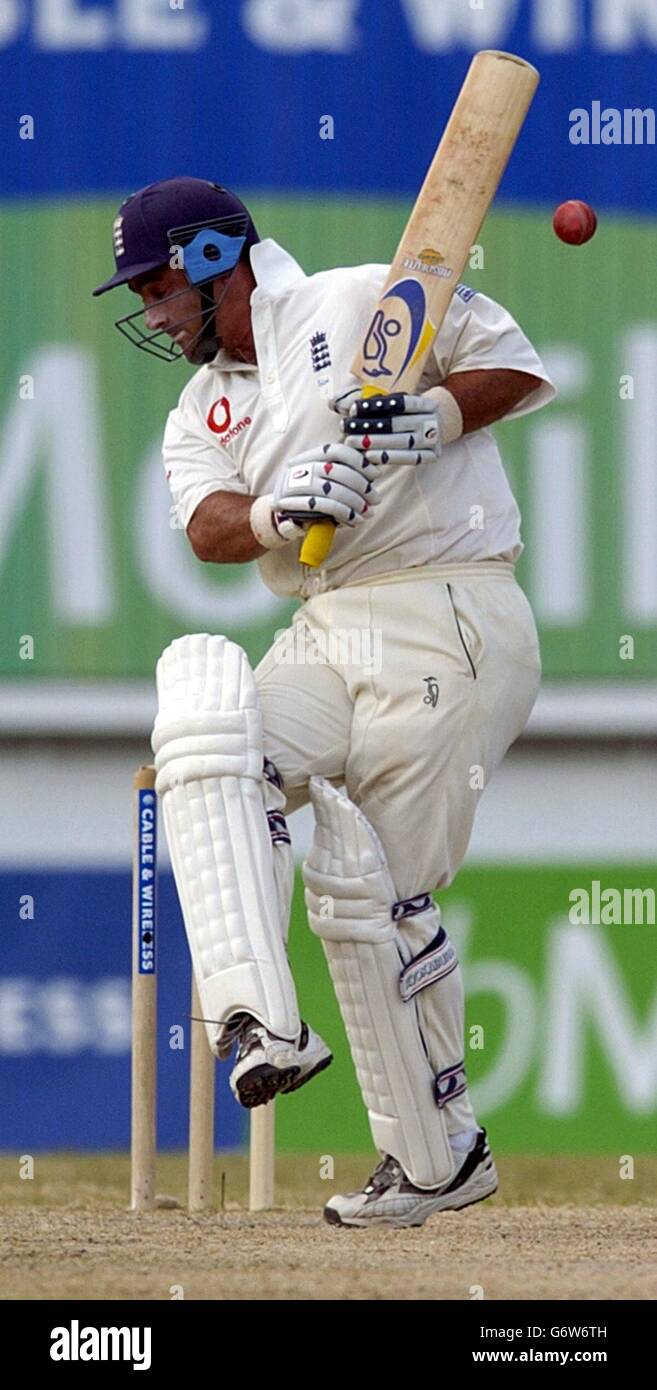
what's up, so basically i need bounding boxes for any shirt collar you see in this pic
[208,238,305,373]
[250,237,306,295]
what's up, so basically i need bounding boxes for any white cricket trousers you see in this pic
[255,561,541,898]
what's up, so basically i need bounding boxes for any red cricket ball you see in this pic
[553,200,598,245]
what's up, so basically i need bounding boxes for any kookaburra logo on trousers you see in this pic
[423,676,440,707]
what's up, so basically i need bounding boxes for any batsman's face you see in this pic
[128,266,209,362]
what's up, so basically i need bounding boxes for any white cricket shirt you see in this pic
[162,239,555,599]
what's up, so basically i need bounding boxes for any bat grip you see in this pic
[299,518,335,568]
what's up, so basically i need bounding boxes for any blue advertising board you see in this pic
[1,869,243,1151]
[1,0,656,209]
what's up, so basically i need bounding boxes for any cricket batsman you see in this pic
[94,177,554,1228]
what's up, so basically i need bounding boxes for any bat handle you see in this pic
[298,385,386,569]
[299,518,335,568]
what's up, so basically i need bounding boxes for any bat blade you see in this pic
[352,50,539,392]
[299,49,540,568]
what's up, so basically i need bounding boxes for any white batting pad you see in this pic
[303,777,454,1189]
[152,633,300,1052]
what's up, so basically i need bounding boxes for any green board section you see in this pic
[278,864,657,1155]
[0,195,655,677]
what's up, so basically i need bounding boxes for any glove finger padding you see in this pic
[321,441,380,481]
[332,390,431,418]
[272,444,380,527]
[353,446,436,466]
[275,487,378,525]
[344,423,439,469]
[345,416,439,442]
[333,391,442,465]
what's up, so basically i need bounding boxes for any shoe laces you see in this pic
[235,1017,268,1060]
[364,1154,402,1195]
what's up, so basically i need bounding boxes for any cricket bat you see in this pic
[299,49,540,569]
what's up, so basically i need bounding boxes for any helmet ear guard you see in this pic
[168,219,248,286]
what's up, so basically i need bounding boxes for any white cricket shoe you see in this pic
[324,1128,498,1228]
[229,1017,333,1109]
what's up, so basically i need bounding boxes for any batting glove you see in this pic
[271,442,380,535]
[331,388,442,465]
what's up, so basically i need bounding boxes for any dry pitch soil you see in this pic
[1,1154,656,1301]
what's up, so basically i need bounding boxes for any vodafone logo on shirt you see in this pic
[207,397,231,433]
[207,397,252,445]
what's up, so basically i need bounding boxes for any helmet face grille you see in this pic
[114,281,220,364]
